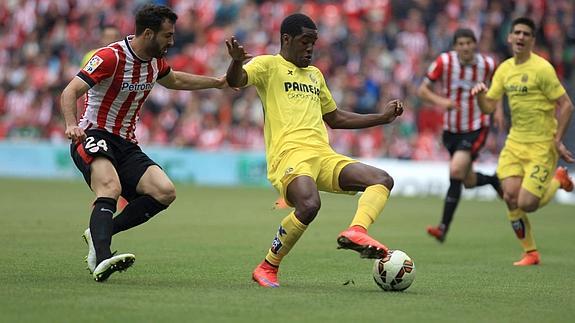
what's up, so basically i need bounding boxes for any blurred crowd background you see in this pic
[1,0,574,163]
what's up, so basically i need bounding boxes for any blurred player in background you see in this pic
[226,13,404,287]
[472,17,574,266]
[81,25,121,66]
[61,4,227,282]
[418,28,504,243]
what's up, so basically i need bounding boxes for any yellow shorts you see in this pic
[268,147,358,204]
[496,139,558,198]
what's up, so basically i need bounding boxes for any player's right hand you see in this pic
[471,82,488,96]
[442,98,459,111]
[65,125,86,143]
[225,36,253,62]
[556,140,575,163]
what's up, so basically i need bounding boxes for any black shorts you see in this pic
[442,128,489,161]
[70,129,158,201]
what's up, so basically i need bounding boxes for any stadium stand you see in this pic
[1,0,574,161]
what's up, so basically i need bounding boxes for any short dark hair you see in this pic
[453,28,476,44]
[511,17,536,34]
[280,13,317,37]
[135,4,178,36]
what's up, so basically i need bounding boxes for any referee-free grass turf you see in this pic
[1,178,574,323]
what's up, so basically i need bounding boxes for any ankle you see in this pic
[263,259,279,269]
[349,225,367,233]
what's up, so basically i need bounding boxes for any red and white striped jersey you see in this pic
[76,36,171,143]
[425,51,496,133]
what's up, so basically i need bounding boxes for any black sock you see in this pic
[112,195,168,235]
[476,172,501,196]
[90,197,117,265]
[475,172,498,187]
[441,178,462,234]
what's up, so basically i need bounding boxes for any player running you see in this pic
[472,17,574,266]
[418,28,503,242]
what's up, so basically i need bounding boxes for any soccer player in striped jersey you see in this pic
[418,28,504,242]
[226,13,404,288]
[61,4,227,282]
[472,17,574,266]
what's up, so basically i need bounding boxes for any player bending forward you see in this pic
[226,13,404,287]
[61,4,227,282]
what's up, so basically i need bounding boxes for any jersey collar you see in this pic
[277,54,303,69]
[125,35,150,63]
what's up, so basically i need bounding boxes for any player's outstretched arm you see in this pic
[323,99,404,129]
[157,71,227,90]
[417,80,458,110]
[554,93,575,163]
[225,36,252,88]
[61,77,90,142]
[471,82,498,114]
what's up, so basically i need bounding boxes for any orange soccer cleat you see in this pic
[252,260,279,288]
[337,226,388,259]
[426,225,446,243]
[513,251,540,266]
[554,167,573,192]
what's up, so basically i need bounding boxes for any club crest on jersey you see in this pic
[521,74,528,83]
[83,55,104,74]
[308,73,318,84]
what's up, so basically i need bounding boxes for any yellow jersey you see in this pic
[244,54,337,164]
[81,49,97,67]
[486,53,565,143]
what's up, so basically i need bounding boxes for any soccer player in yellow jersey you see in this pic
[81,25,121,66]
[472,17,574,266]
[226,13,404,287]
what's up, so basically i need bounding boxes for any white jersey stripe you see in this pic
[436,51,495,133]
[78,36,168,143]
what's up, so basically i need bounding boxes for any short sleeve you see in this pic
[157,57,172,80]
[243,56,267,87]
[77,48,118,87]
[426,55,444,82]
[486,64,505,100]
[539,63,566,101]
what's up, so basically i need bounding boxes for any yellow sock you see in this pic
[350,184,390,230]
[265,211,307,266]
[539,178,560,207]
[507,209,536,252]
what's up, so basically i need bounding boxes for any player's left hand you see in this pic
[556,140,575,163]
[381,99,404,123]
[225,36,253,62]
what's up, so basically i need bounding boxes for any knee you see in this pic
[503,193,518,210]
[449,168,465,181]
[95,177,121,199]
[374,171,394,191]
[295,197,321,225]
[518,200,538,213]
[155,182,177,205]
[462,179,474,189]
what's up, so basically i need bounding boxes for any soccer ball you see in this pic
[372,250,416,291]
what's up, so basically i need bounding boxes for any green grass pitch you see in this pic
[1,178,574,322]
